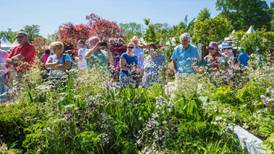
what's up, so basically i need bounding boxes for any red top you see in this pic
[9,42,36,72]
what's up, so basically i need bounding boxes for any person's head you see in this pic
[221,42,233,53]
[127,43,135,56]
[98,41,108,50]
[207,42,219,56]
[77,40,86,49]
[148,44,158,57]
[87,36,100,48]
[44,49,51,54]
[131,36,139,46]
[180,33,191,48]
[16,32,29,45]
[224,37,233,46]
[239,47,245,53]
[50,41,64,55]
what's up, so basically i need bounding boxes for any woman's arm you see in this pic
[45,56,58,69]
[45,62,58,69]
[53,61,71,70]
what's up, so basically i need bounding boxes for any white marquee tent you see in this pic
[0,36,13,50]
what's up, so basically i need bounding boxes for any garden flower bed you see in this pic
[0,64,273,153]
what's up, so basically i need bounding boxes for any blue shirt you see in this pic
[133,47,144,68]
[121,53,138,66]
[237,52,249,66]
[171,44,200,74]
[46,53,72,78]
[47,53,72,65]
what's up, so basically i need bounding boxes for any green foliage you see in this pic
[20,25,41,42]
[193,16,233,45]
[216,0,272,30]
[119,22,144,41]
[240,31,273,56]
[205,66,274,140]
[197,8,211,21]
[0,102,37,149]
[212,86,240,105]
[0,69,247,153]
[230,31,245,48]
[0,28,17,42]
[236,82,267,107]
[144,24,158,44]
[263,133,274,154]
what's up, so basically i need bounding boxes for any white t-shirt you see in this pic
[77,48,88,70]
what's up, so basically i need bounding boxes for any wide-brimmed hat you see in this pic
[207,42,219,50]
[221,42,233,49]
[224,37,233,43]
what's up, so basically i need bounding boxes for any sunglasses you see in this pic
[127,46,134,49]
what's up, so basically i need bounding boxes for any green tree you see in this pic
[270,2,274,31]
[143,19,157,44]
[193,16,233,45]
[0,28,17,42]
[180,15,196,36]
[47,32,58,43]
[197,8,211,21]
[119,22,144,40]
[216,0,272,30]
[240,31,273,56]
[20,25,40,42]
[154,23,170,32]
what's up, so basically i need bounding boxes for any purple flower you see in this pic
[260,95,266,100]
[263,99,270,105]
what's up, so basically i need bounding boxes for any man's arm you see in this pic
[7,54,25,64]
[171,47,177,74]
[85,43,100,59]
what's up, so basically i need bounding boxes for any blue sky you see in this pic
[0,0,272,37]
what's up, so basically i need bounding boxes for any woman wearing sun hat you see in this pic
[221,42,235,65]
[204,42,227,72]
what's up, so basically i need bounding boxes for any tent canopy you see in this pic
[246,26,255,34]
[0,36,12,48]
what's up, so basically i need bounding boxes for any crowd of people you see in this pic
[0,31,256,102]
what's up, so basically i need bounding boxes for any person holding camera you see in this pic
[85,39,112,70]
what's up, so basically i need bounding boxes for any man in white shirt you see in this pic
[75,40,88,70]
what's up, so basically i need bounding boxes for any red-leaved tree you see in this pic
[86,13,123,41]
[57,13,123,51]
[58,23,91,49]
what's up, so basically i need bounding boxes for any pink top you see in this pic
[41,53,50,64]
